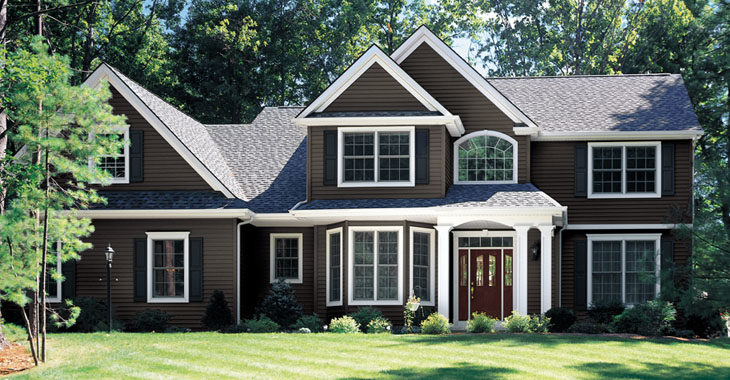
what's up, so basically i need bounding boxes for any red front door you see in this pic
[470,249,502,319]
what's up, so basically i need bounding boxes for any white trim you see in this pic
[435,224,453,320]
[533,130,703,141]
[409,227,435,306]
[565,224,684,230]
[538,225,555,314]
[587,142,661,199]
[83,64,235,198]
[293,116,464,137]
[586,233,661,307]
[337,126,415,188]
[326,228,344,306]
[88,126,130,184]
[269,233,304,284]
[513,126,540,136]
[347,226,404,306]
[46,241,63,303]
[453,130,518,184]
[146,231,190,303]
[391,26,537,129]
[72,209,250,219]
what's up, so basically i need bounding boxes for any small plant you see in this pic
[350,306,383,333]
[243,315,280,333]
[221,323,246,334]
[404,294,421,332]
[291,314,324,332]
[421,313,451,334]
[132,309,172,332]
[201,290,235,331]
[545,307,576,332]
[587,301,625,324]
[529,314,550,333]
[57,297,122,332]
[466,312,497,333]
[504,311,532,333]
[256,279,303,328]
[612,300,676,336]
[0,322,27,343]
[567,322,612,334]
[164,326,191,333]
[329,316,360,333]
[367,317,392,334]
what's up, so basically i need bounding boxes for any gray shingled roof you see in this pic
[487,74,701,133]
[297,184,561,210]
[206,107,307,213]
[94,191,247,209]
[107,64,246,199]
[308,110,442,118]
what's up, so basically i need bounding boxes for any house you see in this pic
[52,26,701,329]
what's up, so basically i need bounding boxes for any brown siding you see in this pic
[324,63,427,112]
[103,88,213,191]
[527,230,541,314]
[532,140,693,224]
[309,125,447,200]
[400,43,530,182]
[76,219,237,329]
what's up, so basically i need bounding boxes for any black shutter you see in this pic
[415,129,429,184]
[661,239,674,295]
[574,240,588,310]
[133,238,147,302]
[575,144,588,197]
[661,143,675,196]
[61,260,76,300]
[189,237,204,302]
[129,129,144,183]
[323,130,337,186]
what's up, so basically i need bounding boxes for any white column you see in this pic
[538,225,555,314]
[513,225,530,315]
[434,224,453,321]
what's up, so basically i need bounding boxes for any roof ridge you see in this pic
[486,73,673,80]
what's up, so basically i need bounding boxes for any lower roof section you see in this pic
[94,191,247,210]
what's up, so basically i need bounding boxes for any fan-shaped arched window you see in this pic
[454,131,518,184]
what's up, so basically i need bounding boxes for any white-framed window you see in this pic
[337,126,415,187]
[46,241,62,303]
[270,233,303,284]
[588,142,661,198]
[89,126,130,184]
[348,226,404,305]
[147,231,189,303]
[587,234,661,306]
[410,227,435,306]
[453,130,518,184]
[326,228,343,306]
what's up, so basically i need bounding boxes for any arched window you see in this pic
[454,131,517,184]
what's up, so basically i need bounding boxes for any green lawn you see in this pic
[9,333,730,379]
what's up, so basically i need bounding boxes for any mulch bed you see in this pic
[0,343,35,376]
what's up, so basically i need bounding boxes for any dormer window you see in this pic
[454,131,518,184]
[337,126,415,187]
[89,126,130,184]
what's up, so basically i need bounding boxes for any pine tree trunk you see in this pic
[21,306,39,366]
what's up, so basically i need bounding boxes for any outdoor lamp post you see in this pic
[104,244,115,333]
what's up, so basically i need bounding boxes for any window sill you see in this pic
[337,181,415,188]
[587,192,661,199]
[348,300,403,306]
[147,297,189,303]
[326,301,343,307]
[270,279,303,284]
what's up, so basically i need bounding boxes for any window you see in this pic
[410,227,435,305]
[476,255,484,286]
[46,242,62,303]
[588,142,661,198]
[147,232,189,303]
[337,127,415,187]
[348,226,403,305]
[90,126,130,184]
[587,234,661,306]
[505,255,513,287]
[454,130,517,184]
[270,233,303,284]
[326,228,343,306]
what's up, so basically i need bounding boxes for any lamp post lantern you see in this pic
[105,244,115,333]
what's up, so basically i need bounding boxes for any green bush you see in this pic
[504,311,532,333]
[242,315,280,333]
[367,317,392,333]
[221,323,246,334]
[466,312,497,333]
[567,322,612,334]
[256,279,303,328]
[57,297,123,332]
[201,290,234,331]
[329,316,360,333]
[132,309,172,332]
[291,314,324,332]
[421,313,451,334]
[529,314,550,333]
[350,306,383,333]
[588,301,625,324]
[413,306,435,328]
[612,300,676,336]
[545,307,577,332]
[1,322,27,343]
[163,326,191,333]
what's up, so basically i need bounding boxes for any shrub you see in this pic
[529,314,551,333]
[504,311,532,333]
[421,313,451,334]
[329,316,360,333]
[568,322,612,334]
[201,290,234,331]
[1,322,27,343]
[297,327,311,333]
[163,326,191,333]
[221,323,246,334]
[612,300,676,336]
[132,309,172,332]
[545,307,577,332]
[350,306,383,333]
[675,329,696,339]
[256,279,303,328]
[291,314,324,332]
[466,312,497,333]
[242,315,280,333]
[413,306,436,327]
[587,301,625,324]
[367,317,392,334]
[59,297,123,332]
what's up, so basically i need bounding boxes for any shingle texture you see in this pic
[487,74,701,133]
[308,110,442,117]
[297,184,561,210]
[94,191,247,209]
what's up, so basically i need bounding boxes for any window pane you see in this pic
[626,147,656,193]
[152,239,185,298]
[413,232,430,301]
[353,231,375,300]
[458,135,514,182]
[476,255,484,286]
[377,231,398,300]
[460,255,468,286]
[626,240,657,304]
[592,147,623,193]
[98,133,126,178]
[488,254,496,286]
[378,132,410,181]
[505,255,513,286]
[275,238,299,279]
[343,133,375,182]
[329,232,341,302]
[592,241,622,303]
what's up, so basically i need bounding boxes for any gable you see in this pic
[324,62,428,112]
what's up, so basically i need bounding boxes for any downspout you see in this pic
[237,213,254,324]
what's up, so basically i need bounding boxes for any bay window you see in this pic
[348,226,403,305]
[338,127,415,187]
[326,228,343,306]
[410,227,435,306]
